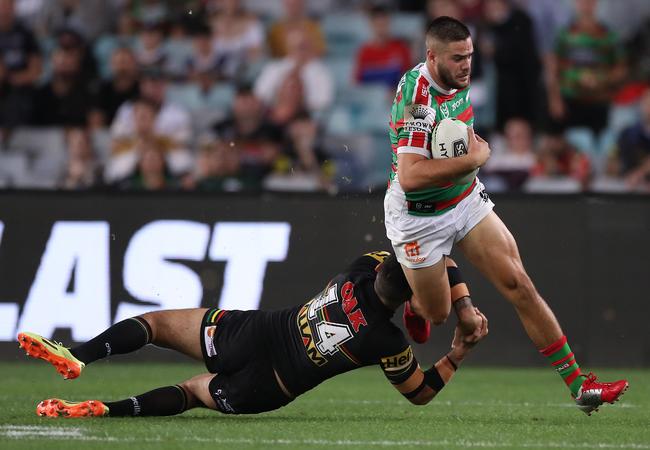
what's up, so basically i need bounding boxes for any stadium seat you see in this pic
[523,176,582,193]
[0,152,30,188]
[166,83,203,111]
[608,104,639,134]
[565,127,597,155]
[590,176,629,193]
[322,13,370,57]
[391,13,425,42]
[325,105,355,136]
[91,128,112,163]
[164,39,193,80]
[335,84,391,133]
[8,128,67,188]
[326,57,355,92]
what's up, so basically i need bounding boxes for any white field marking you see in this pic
[0,425,84,438]
[2,432,649,449]
[301,398,638,408]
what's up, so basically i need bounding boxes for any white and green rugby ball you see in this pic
[432,118,478,185]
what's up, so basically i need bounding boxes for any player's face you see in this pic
[431,38,473,90]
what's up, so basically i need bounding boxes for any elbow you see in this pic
[399,177,417,193]
[430,314,449,326]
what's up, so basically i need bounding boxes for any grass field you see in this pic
[0,361,647,450]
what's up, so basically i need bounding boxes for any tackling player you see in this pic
[18,252,487,418]
[385,15,627,415]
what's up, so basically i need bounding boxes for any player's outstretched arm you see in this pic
[391,310,488,405]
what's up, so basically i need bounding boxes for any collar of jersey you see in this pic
[419,63,458,96]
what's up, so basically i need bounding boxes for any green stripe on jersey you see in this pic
[388,64,475,210]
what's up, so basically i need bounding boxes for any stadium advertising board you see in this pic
[0,192,648,366]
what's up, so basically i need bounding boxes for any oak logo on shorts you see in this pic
[204,325,217,357]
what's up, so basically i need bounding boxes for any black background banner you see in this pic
[1,191,649,367]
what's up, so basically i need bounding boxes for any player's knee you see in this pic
[138,312,158,342]
[180,375,218,411]
[500,265,536,305]
[412,295,450,324]
[430,305,451,325]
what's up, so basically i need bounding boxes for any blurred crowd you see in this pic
[0,0,649,193]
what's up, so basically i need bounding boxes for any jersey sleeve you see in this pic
[392,71,436,159]
[376,326,419,385]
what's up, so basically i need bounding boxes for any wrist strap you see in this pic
[422,366,445,392]
[446,354,458,371]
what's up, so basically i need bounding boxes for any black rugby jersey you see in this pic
[262,251,418,396]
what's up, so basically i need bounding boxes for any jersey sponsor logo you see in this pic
[307,284,338,320]
[297,302,328,367]
[450,97,464,111]
[453,139,468,157]
[340,281,368,332]
[440,102,450,118]
[380,346,414,372]
[403,104,435,134]
[404,241,425,264]
[204,325,217,357]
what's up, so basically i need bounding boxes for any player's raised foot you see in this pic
[574,372,629,416]
[403,301,430,344]
[37,399,108,418]
[17,332,84,380]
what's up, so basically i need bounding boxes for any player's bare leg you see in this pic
[140,308,207,361]
[457,211,561,346]
[457,210,628,413]
[401,257,451,325]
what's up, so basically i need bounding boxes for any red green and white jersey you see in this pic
[388,62,476,215]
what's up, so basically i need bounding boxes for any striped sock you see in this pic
[540,335,585,396]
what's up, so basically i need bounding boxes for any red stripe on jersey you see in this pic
[414,76,430,105]
[435,178,476,211]
[411,132,426,148]
[398,137,410,148]
[457,105,474,124]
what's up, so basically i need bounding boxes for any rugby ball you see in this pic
[432,118,478,185]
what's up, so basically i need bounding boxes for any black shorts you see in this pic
[199,308,293,414]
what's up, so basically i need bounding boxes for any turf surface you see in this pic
[0,361,647,450]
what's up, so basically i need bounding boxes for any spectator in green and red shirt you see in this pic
[546,0,625,133]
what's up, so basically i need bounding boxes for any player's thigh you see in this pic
[141,308,208,361]
[402,258,451,323]
[456,211,531,294]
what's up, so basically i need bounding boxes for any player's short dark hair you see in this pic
[426,16,471,44]
[375,254,412,308]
